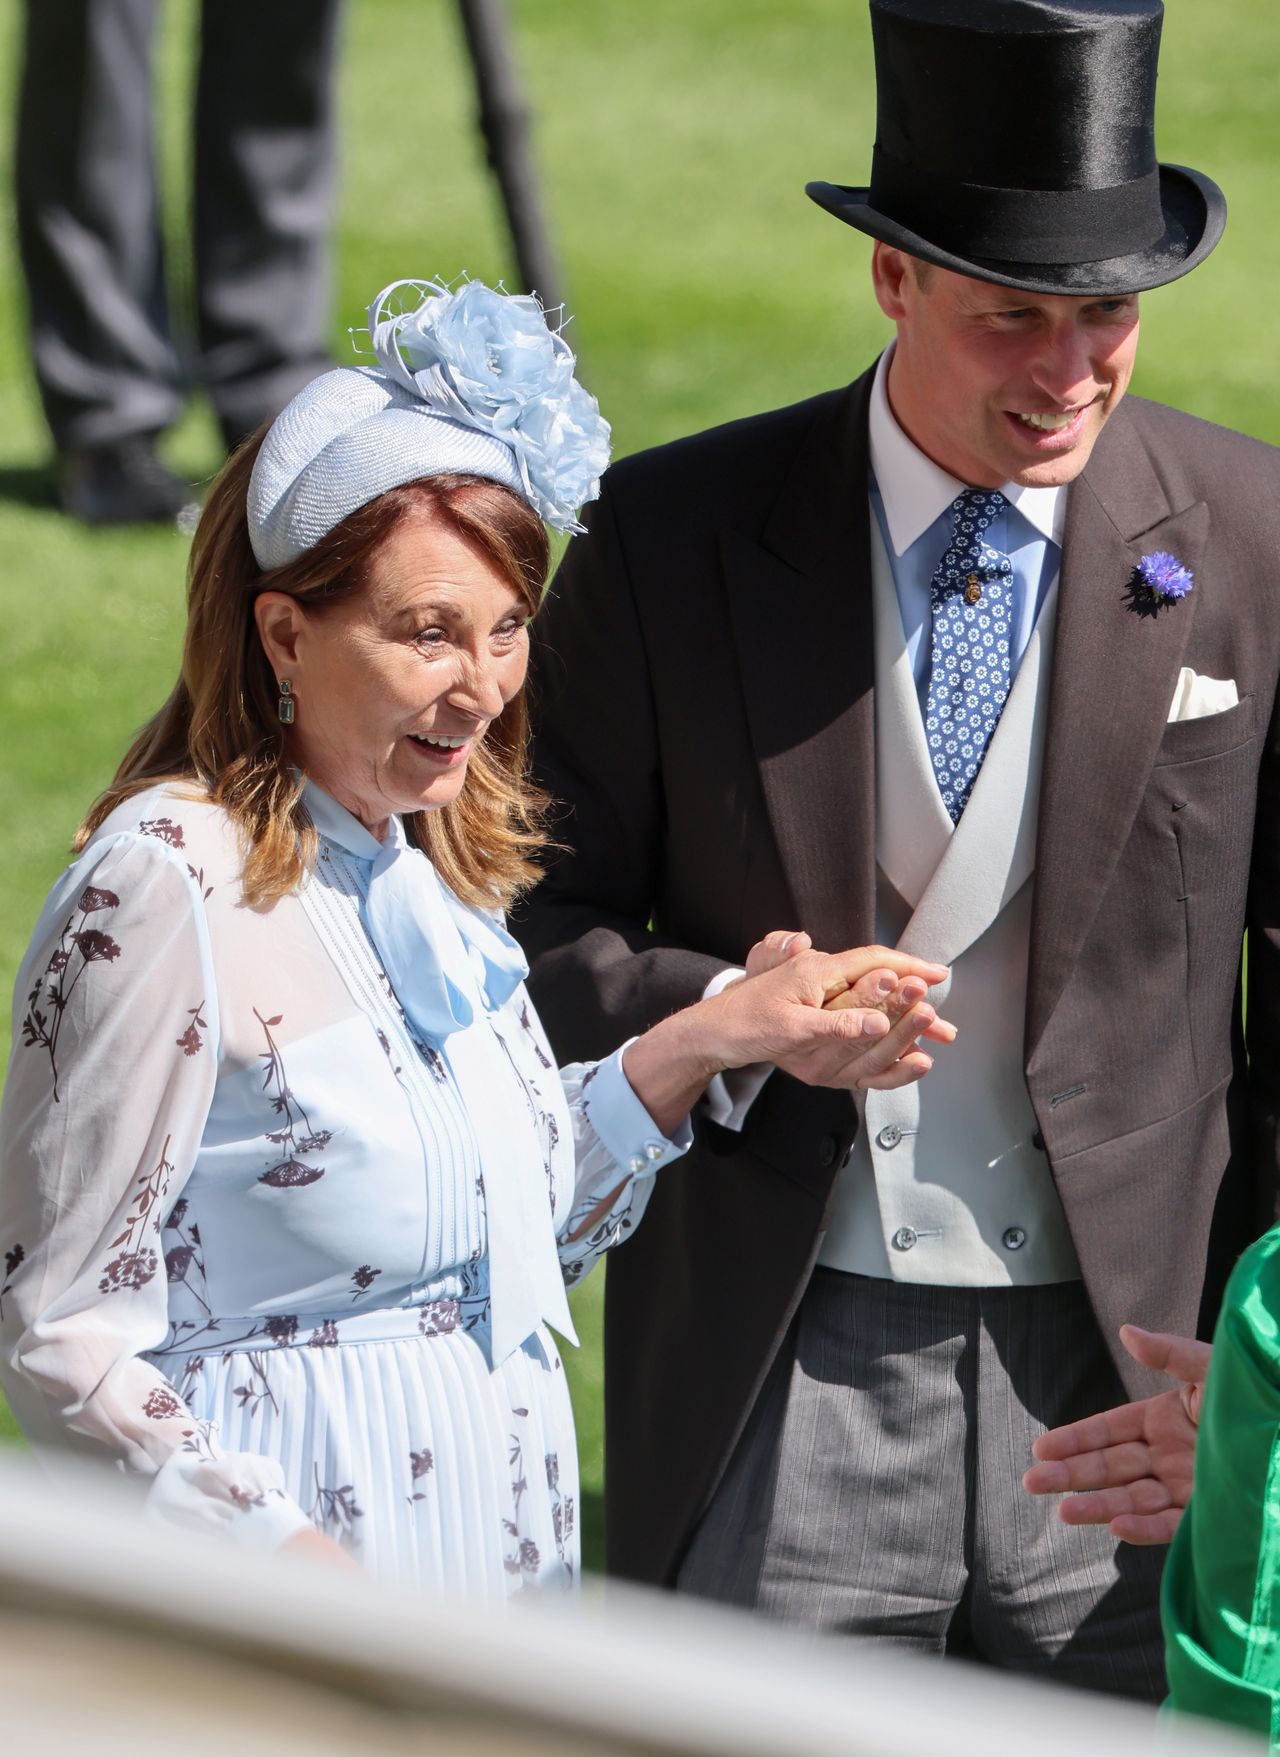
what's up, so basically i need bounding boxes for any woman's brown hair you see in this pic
[77,433,552,909]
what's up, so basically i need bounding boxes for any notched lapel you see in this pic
[722,376,876,955]
[1028,419,1208,1053]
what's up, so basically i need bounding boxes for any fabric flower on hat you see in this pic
[365,277,608,533]
[375,279,573,428]
[509,376,612,530]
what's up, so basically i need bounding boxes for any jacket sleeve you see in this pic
[515,485,731,1064]
[1162,1230,1280,1741]
[0,833,311,1549]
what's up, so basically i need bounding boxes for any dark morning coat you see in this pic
[514,366,1280,1587]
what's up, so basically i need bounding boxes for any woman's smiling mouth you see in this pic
[408,731,472,766]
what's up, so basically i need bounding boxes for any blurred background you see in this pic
[1,0,1278,1575]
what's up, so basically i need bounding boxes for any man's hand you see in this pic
[1022,1324,1212,1544]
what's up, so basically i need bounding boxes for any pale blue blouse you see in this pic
[0,781,689,1592]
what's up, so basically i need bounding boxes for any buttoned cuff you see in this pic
[144,1461,314,1553]
[586,1042,693,1188]
[226,1494,315,1552]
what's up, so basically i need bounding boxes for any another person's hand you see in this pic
[280,1526,362,1568]
[1022,1324,1211,1544]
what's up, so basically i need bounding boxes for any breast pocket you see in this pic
[1153,693,1255,767]
[1146,694,1259,1087]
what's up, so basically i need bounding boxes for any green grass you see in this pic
[2,0,1279,1533]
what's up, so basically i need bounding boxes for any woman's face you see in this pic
[257,512,531,834]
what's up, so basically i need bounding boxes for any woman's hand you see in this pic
[279,1526,362,1569]
[622,936,954,1135]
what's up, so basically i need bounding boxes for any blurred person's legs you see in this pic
[678,1271,1165,1700]
[15,0,342,522]
[194,0,343,454]
[16,0,189,522]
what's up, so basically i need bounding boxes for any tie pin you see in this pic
[965,573,982,604]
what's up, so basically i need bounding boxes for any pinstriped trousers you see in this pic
[677,1271,1165,1701]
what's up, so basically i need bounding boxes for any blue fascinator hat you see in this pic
[247,277,612,571]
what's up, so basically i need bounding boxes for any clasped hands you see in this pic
[622,930,954,1141]
[722,928,956,1092]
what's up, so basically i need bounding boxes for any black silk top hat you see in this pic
[806,0,1226,295]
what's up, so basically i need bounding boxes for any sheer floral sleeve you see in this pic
[555,1048,693,1289]
[0,831,310,1549]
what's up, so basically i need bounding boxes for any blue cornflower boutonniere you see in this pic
[1126,550,1194,618]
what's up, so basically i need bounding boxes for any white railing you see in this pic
[0,1451,1249,1757]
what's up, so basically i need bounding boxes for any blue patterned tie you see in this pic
[925,489,1014,822]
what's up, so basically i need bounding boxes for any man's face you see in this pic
[871,246,1141,488]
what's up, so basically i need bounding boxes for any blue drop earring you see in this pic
[277,678,296,725]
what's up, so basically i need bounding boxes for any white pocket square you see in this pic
[1167,667,1239,723]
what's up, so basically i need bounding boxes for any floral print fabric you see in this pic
[0,784,688,1591]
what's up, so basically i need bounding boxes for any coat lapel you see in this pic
[1028,404,1208,1053]
[722,372,877,954]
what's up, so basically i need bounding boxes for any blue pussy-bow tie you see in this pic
[303,783,576,1366]
[366,831,526,1038]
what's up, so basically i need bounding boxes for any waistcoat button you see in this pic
[891,1225,918,1252]
[876,1124,902,1150]
[1002,1226,1028,1251]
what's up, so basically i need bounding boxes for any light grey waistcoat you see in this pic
[816,516,1080,1285]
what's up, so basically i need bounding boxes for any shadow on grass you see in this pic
[0,464,57,509]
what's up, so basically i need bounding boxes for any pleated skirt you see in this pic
[171,1324,579,1595]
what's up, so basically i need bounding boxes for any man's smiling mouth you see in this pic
[1014,410,1079,432]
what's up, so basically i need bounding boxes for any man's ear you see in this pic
[254,591,306,678]
[870,243,912,322]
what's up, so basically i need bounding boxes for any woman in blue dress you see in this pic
[0,279,952,1591]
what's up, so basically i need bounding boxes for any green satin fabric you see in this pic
[1163,1224,1280,1742]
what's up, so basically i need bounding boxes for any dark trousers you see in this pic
[678,1270,1166,1702]
[16,0,343,452]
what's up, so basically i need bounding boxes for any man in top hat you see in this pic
[515,0,1280,1694]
